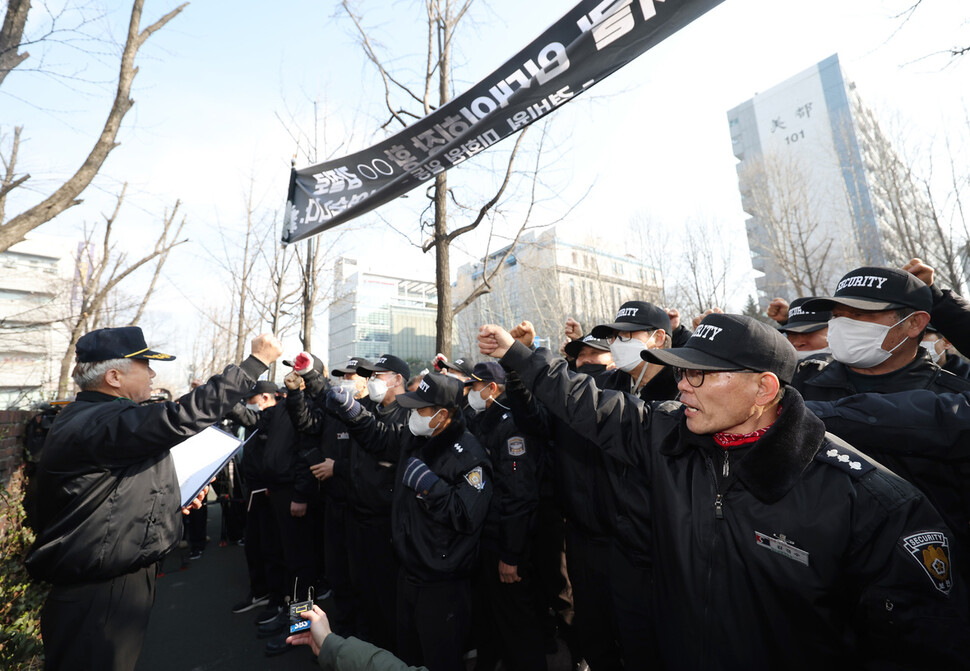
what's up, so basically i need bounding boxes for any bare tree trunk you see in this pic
[434,173,451,355]
[0,0,186,252]
[0,0,30,89]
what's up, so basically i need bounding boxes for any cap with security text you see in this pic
[441,356,474,378]
[642,313,797,385]
[332,356,371,376]
[396,372,463,409]
[564,334,611,359]
[75,326,175,363]
[776,297,831,334]
[801,267,931,313]
[591,301,671,339]
[357,354,411,381]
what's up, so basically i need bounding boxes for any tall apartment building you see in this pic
[453,227,663,355]
[0,235,79,408]
[727,53,935,303]
[328,257,438,366]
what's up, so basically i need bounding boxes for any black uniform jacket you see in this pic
[345,407,492,582]
[502,341,970,668]
[505,367,617,540]
[26,356,267,585]
[794,351,970,587]
[468,394,541,566]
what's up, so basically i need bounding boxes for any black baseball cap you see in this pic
[332,356,371,376]
[396,372,463,409]
[282,353,325,374]
[591,301,671,338]
[249,380,278,396]
[441,356,474,378]
[776,298,831,334]
[464,361,505,386]
[75,327,175,363]
[357,354,411,380]
[564,334,611,359]
[801,267,932,313]
[642,313,797,385]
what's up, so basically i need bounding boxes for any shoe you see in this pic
[189,549,203,560]
[254,605,283,625]
[264,632,293,657]
[232,592,270,614]
[257,610,289,639]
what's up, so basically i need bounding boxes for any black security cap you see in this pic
[250,380,278,396]
[464,361,505,386]
[441,356,475,378]
[332,356,371,376]
[776,297,831,334]
[564,334,611,359]
[75,326,175,363]
[396,372,463,409]
[357,354,411,380]
[801,266,932,313]
[642,313,797,385]
[591,301,671,339]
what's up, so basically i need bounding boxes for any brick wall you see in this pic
[0,410,30,488]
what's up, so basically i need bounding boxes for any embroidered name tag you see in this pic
[755,531,809,566]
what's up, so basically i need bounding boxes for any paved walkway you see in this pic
[135,504,573,671]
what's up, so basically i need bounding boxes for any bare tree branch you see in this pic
[0,0,187,252]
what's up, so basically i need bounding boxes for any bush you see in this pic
[0,466,47,670]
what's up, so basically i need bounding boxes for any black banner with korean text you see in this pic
[283,0,725,244]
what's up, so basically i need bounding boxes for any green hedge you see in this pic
[0,466,47,670]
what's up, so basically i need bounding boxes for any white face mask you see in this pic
[408,408,442,437]
[609,337,648,373]
[827,314,912,369]
[796,347,831,361]
[245,402,261,412]
[367,377,389,402]
[920,340,944,364]
[467,387,490,413]
[337,379,359,396]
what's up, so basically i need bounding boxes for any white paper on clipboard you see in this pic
[171,426,245,508]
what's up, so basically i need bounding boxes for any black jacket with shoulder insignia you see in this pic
[794,350,970,590]
[501,341,970,669]
[344,407,491,582]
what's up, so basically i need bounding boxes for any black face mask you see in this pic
[576,363,607,376]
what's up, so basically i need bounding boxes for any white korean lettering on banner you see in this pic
[312,166,363,196]
[507,86,576,131]
[459,42,570,120]
[578,0,666,50]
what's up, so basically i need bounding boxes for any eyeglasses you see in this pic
[606,332,634,344]
[672,367,751,388]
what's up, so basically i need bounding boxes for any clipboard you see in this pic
[171,426,256,508]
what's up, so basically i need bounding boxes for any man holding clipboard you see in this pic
[25,326,283,671]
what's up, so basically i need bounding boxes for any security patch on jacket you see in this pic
[507,437,526,456]
[337,431,349,440]
[902,532,952,594]
[755,531,809,566]
[464,466,485,490]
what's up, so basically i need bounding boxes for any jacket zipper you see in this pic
[702,455,723,667]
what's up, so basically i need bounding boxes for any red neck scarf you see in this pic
[713,405,782,448]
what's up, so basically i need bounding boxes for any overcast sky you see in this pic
[5,0,968,386]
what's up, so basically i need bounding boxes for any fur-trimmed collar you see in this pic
[665,387,826,503]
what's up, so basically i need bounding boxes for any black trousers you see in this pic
[474,545,548,671]
[268,485,317,603]
[323,498,354,636]
[41,564,156,671]
[244,489,282,602]
[563,522,622,670]
[347,512,398,652]
[396,572,472,671]
[609,542,659,671]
